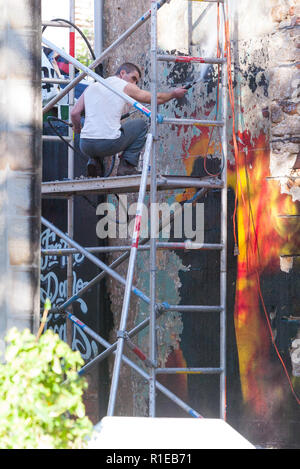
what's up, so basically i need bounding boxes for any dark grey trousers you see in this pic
[80,118,148,167]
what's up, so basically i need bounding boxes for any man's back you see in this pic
[81,76,130,140]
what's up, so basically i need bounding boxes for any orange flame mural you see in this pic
[230,130,300,416]
[178,124,300,417]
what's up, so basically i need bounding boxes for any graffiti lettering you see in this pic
[41,228,84,271]
[40,228,98,360]
[40,270,88,313]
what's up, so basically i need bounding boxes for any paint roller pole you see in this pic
[42,0,172,114]
[107,134,153,416]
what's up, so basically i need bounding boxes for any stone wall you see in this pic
[269,1,300,202]
[0,0,41,349]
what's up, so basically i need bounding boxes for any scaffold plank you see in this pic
[41,174,224,197]
[155,367,223,374]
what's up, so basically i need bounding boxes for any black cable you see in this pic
[42,18,103,77]
[42,20,135,222]
[42,18,95,61]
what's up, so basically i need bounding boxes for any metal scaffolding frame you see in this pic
[41,0,228,420]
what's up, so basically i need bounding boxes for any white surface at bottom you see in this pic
[87,417,255,449]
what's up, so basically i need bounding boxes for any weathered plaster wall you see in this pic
[0,0,41,350]
[102,0,300,447]
[269,2,300,202]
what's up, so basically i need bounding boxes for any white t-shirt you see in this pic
[80,76,131,140]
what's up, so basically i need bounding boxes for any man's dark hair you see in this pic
[115,62,142,79]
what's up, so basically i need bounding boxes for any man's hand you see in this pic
[72,123,82,134]
[70,93,85,134]
[171,87,188,100]
[125,83,188,105]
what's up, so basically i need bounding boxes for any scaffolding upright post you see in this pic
[149,0,158,417]
[94,0,103,57]
[66,0,75,347]
[220,0,228,420]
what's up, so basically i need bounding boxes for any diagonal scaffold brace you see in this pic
[106,133,153,416]
[65,311,203,418]
[42,0,173,115]
[47,187,209,316]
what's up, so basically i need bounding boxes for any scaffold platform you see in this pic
[41,174,223,198]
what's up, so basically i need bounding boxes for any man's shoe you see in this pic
[87,157,103,178]
[117,158,141,176]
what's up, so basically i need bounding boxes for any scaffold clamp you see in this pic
[117,330,128,339]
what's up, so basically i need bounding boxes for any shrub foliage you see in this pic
[0,327,93,449]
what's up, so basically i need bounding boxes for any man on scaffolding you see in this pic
[71,62,187,177]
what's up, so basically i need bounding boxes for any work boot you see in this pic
[117,158,141,176]
[87,157,103,178]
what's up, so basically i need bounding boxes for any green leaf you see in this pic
[44,298,51,310]
[0,328,92,449]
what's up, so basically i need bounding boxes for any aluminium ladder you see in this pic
[106,0,228,419]
[41,0,228,420]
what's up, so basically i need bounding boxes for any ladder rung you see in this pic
[42,78,72,85]
[157,54,225,65]
[163,305,223,313]
[156,367,223,374]
[157,242,224,250]
[158,175,223,189]
[41,242,224,256]
[42,135,72,142]
[187,0,224,3]
[161,118,224,127]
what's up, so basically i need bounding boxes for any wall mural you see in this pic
[40,25,300,440]
[228,129,300,418]
[171,57,300,445]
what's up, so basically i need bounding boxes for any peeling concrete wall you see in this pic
[102,0,300,447]
[0,0,41,350]
[269,2,300,203]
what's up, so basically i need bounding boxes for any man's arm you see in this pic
[124,83,187,105]
[70,93,85,134]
